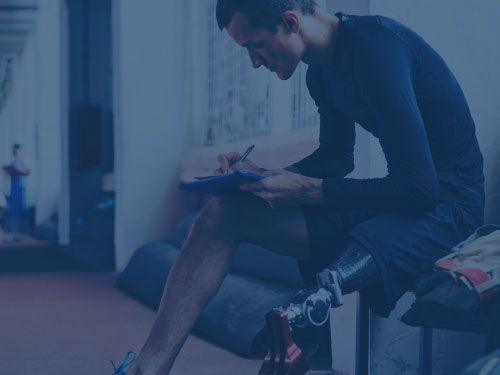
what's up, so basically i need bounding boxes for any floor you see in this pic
[0,270,339,375]
[0,227,46,248]
[0,223,339,375]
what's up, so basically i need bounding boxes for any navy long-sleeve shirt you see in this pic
[292,13,484,214]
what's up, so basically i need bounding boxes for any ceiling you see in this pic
[0,0,37,58]
[0,0,37,104]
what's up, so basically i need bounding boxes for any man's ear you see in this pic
[281,11,300,34]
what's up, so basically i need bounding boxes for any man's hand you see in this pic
[239,169,324,209]
[214,152,261,175]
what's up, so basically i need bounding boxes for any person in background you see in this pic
[2,143,30,240]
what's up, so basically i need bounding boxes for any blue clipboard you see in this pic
[179,170,265,195]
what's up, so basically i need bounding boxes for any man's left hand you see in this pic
[239,169,324,209]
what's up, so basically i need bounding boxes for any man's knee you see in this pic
[193,194,258,237]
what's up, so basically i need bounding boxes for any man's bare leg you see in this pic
[128,194,310,375]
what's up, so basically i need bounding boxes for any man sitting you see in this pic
[116,1,485,374]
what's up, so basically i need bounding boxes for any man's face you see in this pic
[226,12,303,80]
[12,147,19,156]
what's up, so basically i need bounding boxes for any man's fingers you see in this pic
[217,152,242,173]
[217,152,241,163]
[229,162,247,172]
[217,154,230,173]
[227,152,243,162]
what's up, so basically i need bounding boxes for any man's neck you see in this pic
[300,8,340,65]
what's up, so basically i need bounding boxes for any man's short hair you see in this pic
[216,0,318,31]
[13,144,20,149]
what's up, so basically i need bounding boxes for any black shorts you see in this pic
[299,200,482,317]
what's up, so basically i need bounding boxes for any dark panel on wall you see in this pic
[70,106,101,170]
[67,0,114,268]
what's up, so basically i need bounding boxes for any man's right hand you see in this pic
[214,152,261,175]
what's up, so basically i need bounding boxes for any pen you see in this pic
[239,144,255,162]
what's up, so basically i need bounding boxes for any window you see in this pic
[191,0,326,146]
[205,0,272,145]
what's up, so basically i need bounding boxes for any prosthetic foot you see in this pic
[259,276,343,375]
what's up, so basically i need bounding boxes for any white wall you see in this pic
[34,0,63,227]
[113,0,190,270]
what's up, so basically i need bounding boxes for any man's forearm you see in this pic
[255,168,325,205]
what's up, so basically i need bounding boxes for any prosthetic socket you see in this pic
[277,241,380,329]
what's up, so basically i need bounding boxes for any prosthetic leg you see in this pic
[259,241,380,375]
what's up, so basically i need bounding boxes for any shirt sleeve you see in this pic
[289,65,355,178]
[322,26,439,214]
